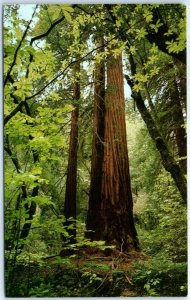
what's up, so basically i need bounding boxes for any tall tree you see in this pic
[105,4,187,203]
[86,37,105,240]
[86,40,138,251]
[63,61,80,244]
[101,52,138,251]
[173,68,187,174]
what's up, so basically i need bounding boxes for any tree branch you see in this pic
[4,5,38,86]
[4,138,21,173]
[4,35,118,126]
[30,5,75,45]
[125,53,187,203]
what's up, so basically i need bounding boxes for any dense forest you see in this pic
[4,4,187,297]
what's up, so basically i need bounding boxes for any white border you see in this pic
[0,1,189,300]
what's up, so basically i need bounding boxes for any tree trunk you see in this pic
[86,38,106,240]
[18,103,39,250]
[63,62,80,244]
[173,79,187,174]
[100,53,139,252]
[126,54,187,204]
[4,101,39,253]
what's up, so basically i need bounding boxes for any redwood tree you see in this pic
[87,49,139,251]
[63,62,80,244]
[86,38,105,240]
[100,53,138,251]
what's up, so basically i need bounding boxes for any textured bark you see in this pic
[100,53,138,252]
[126,54,187,204]
[86,38,106,240]
[175,62,186,113]
[63,62,80,243]
[172,80,187,174]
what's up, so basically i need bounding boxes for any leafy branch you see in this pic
[4,35,119,126]
[4,5,38,86]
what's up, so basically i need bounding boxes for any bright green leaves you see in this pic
[13,78,32,99]
[135,27,148,41]
[143,47,161,76]
[134,73,149,83]
[62,5,74,23]
[47,5,62,21]
[165,10,186,54]
[46,5,73,23]
[7,169,47,191]
[23,104,74,159]
[112,5,124,29]
[27,195,53,206]
[62,4,74,13]
[36,105,74,124]
[5,112,34,140]
[111,45,125,58]
[29,49,56,81]
[133,73,149,92]
[166,29,186,53]
[29,135,51,154]
[149,19,163,33]
[143,11,153,23]
[63,10,72,23]
[4,45,15,55]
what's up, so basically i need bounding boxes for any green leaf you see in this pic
[63,10,72,23]
[62,4,74,13]
[62,104,74,112]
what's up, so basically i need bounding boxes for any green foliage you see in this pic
[137,171,187,261]
[127,101,187,297]
[128,122,161,193]
[5,260,129,297]
[29,282,55,297]
[132,257,187,296]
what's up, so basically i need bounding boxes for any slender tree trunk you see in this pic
[86,38,105,240]
[4,102,39,253]
[126,54,187,204]
[173,80,187,174]
[63,62,80,244]
[18,103,39,250]
[172,60,187,116]
[100,53,139,252]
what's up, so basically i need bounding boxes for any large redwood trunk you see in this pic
[100,53,138,251]
[63,62,80,244]
[86,38,105,240]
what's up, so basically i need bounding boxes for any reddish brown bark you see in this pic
[63,62,80,243]
[100,53,138,251]
[86,38,105,240]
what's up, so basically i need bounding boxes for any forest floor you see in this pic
[74,248,148,296]
[75,249,148,297]
[7,248,149,297]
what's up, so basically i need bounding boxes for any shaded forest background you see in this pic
[4,4,187,297]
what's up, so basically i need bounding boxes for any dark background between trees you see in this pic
[4,4,187,297]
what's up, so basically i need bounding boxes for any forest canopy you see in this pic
[4,4,187,297]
